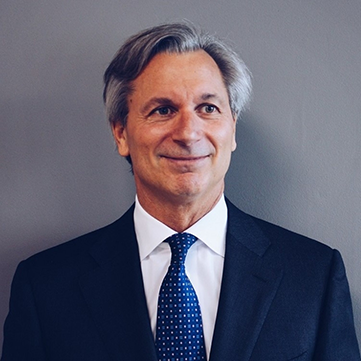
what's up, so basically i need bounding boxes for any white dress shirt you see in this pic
[134,195,227,359]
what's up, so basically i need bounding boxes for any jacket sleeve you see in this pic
[313,249,361,360]
[1,261,47,361]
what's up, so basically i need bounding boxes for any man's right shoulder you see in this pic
[20,204,136,273]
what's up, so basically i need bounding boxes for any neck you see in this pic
[137,189,224,233]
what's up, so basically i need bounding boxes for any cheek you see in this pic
[126,131,156,164]
[216,125,236,152]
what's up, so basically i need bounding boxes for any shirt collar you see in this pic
[134,195,227,261]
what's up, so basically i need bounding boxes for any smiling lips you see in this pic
[160,154,210,168]
[162,155,209,160]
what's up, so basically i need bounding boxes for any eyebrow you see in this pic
[200,93,220,101]
[199,93,228,108]
[140,97,175,115]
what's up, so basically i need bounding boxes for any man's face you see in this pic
[112,50,237,207]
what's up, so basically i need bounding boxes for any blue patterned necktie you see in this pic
[155,233,206,361]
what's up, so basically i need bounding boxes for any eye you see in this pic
[200,104,219,114]
[148,106,176,119]
[155,107,172,115]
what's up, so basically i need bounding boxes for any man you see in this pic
[2,23,360,360]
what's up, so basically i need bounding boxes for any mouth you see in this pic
[163,155,208,160]
[160,155,210,168]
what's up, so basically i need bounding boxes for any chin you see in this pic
[168,178,219,202]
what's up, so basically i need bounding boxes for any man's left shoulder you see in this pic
[226,198,336,265]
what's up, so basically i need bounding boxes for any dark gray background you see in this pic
[1,0,360,351]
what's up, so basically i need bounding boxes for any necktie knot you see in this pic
[166,232,197,265]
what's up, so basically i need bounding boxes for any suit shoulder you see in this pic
[21,205,135,272]
[226,199,334,261]
[253,215,332,252]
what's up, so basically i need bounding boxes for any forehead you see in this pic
[130,50,228,99]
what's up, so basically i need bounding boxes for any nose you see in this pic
[171,111,202,146]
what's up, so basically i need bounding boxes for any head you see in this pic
[103,22,252,165]
[104,23,252,221]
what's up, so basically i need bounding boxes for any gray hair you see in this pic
[103,22,252,126]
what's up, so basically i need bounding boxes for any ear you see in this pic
[111,122,130,157]
[231,116,237,152]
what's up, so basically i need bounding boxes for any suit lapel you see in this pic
[210,201,283,361]
[79,206,157,361]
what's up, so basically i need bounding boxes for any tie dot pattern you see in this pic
[155,233,206,361]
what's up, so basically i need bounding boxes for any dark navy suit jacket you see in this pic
[2,200,360,360]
